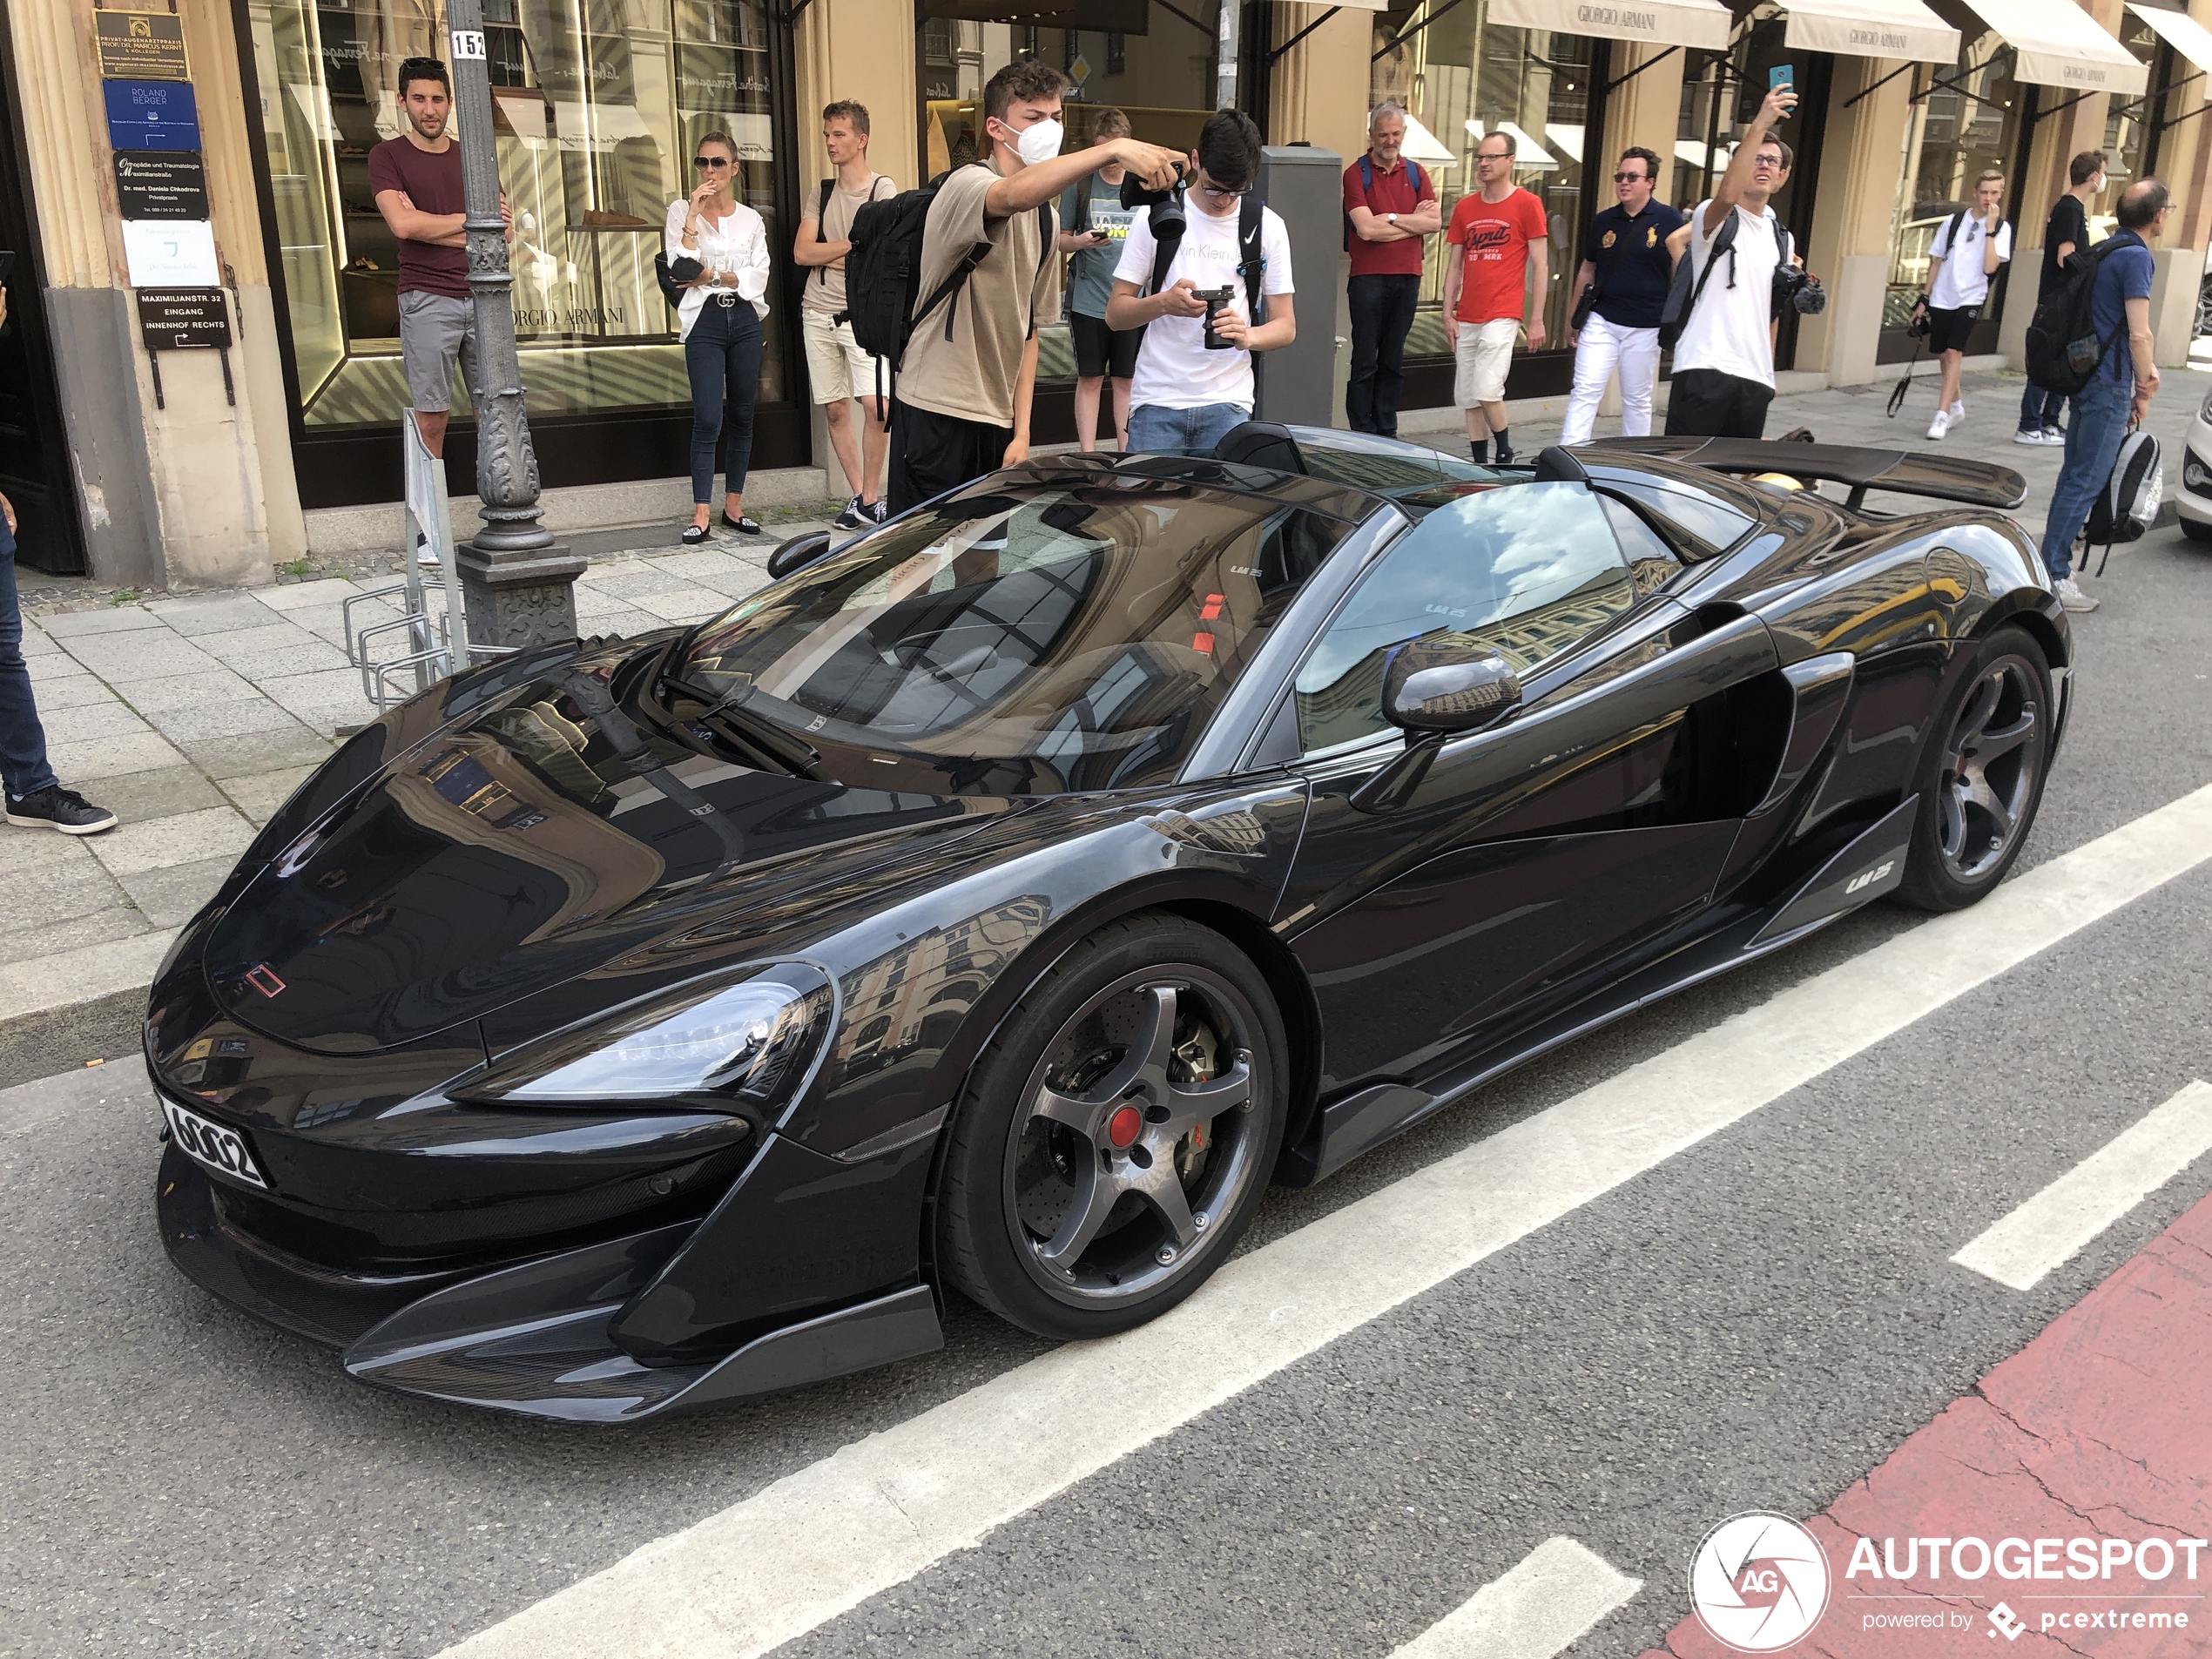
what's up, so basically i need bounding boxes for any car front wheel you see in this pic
[1892,624,2054,912]
[937,914,1288,1340]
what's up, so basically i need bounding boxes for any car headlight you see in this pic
[466,963,834,1109]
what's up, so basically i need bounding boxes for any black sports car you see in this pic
[148,427,2067,1422]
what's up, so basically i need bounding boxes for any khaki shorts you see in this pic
[803,308,887,406]
[397,290,480,415]
[1453,317,1521,408]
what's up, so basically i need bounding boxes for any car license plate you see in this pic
[162,1096,270,1190]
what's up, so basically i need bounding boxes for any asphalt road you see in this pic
[3,520,2209,1659]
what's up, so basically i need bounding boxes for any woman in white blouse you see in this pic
[668,132,772,543]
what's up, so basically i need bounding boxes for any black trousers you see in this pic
[1345,273,1422,436]
[888,398,1014,516]
[1662,367,1774,440]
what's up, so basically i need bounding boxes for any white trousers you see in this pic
[1560,314,1661,444]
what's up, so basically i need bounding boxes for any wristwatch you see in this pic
[1386,212,1398,226]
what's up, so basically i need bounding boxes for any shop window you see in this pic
[914,0,1224,388]
[246,0,786,428]
[1370,3,1594,361]
[1880,37,2022,354]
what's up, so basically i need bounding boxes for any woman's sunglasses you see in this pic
[694,155,732,169]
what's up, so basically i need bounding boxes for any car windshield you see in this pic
[675,477,1350,794]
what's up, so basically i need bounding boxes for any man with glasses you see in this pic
[1442,130,1547,466]
[1106,109,1297,457]
[1343,104,1440,437]
[1561,146,1683,444]
[1664,84,1796,440]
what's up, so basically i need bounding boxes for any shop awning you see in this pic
[1487,0,1731,52]
[2125,1,2212,78]
[1954,0,2148,93]
[1399,111,1458,166]
[1775,0,1958,64]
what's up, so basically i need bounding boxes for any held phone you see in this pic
[1770,64,1793,114]
[0,249,16,287]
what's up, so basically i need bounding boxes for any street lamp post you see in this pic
[444,1,584,651]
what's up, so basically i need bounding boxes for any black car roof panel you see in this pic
[1588,436,2028,511]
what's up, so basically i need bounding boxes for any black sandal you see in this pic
[682,523,713,545]
[720,511,762,536]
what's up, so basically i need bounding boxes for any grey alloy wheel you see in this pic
[1936,652,2043,882]
[1003,968,1265,1309]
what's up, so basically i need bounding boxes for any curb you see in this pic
[0,930,177,1090]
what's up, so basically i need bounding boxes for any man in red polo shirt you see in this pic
[1342,104,1440,437]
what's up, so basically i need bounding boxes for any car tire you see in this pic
[1891,624,2054,913]
[2180,516,2212,544]
[936,912,1289,1340]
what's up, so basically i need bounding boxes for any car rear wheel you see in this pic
[1892,624,2053,912]
[937,914,1287,1340]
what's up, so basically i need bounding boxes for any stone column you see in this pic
[445,0,584,650]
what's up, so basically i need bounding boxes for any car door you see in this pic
[1271,477,1781,1096]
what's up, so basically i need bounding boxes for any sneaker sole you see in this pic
[4,811,118,835]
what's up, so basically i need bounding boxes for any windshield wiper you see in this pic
[658,672,826,780]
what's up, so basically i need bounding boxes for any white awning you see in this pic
[2126,1,2212,78]
[1955,0,2148,93]
[1488,0,1731,51]
[1399,111,1458,165]
[1777,0,1958,63]
[1546,122,1585,163]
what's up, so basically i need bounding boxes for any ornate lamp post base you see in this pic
[460,542,587,651]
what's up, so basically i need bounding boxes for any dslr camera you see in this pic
[1117,159,1188,212]
[1193,286,1238,350]
[1772,263,1827,318]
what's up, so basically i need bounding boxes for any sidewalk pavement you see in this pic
[2,368,2202,1085]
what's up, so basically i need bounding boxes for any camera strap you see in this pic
[1236,191,1266,326]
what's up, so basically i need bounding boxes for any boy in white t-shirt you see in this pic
[1913,170,2011,441]
[1105,109,1296,457]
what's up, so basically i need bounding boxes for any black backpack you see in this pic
[1142,188,1268,329]
[2026,238,2128,395]
[835,165,1052,369]
[1658,207,1791,350]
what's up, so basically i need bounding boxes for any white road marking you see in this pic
[442,782,2212,1659]
[1386,1537,1642,1659]
[1952,1078,2212,1291]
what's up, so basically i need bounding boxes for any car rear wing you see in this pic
[1586,437,2028,512]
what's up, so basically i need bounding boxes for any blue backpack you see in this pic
[1343,155,1427,253]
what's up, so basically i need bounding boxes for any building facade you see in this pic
[2,0,2208,589]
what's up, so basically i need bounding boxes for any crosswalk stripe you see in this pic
[1385,1537,1642,1658]
[1951,1078,2212,1291]
[441,782,2212,1659]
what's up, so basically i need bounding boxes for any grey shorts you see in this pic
[397,290,481,414]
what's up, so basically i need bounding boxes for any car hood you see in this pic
[203,653,1026,1055]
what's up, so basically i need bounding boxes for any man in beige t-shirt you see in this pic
[795,99,897,530]
[887,61,1181,514]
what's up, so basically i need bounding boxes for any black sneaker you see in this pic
[833,495,869,531]
[6,785,118,836]
[1493,445,1516,467]
[866,499,889,524]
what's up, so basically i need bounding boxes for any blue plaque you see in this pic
[103,79,200,152]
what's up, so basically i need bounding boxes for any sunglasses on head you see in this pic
[694,155,731,169]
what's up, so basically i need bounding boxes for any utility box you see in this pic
[1254,144,1340,428]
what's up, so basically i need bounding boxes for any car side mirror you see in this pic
[766,530,834,582]
[1380,639,1522,734]
[1350,640,1521,815]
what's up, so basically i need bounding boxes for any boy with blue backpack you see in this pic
[1342,105,1440,438]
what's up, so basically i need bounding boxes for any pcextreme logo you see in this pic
[1689,1513,1832,1652]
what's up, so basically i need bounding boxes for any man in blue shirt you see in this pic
[1561,146,1685,443]
[2039,179,2167,612]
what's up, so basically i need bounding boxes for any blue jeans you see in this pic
[2038,374,2132,581]
[685,300,763,504]
[1127,401,1250,458]
[2020,381,2067,435]
[0,520,59,799]
[1346,273,1421,436]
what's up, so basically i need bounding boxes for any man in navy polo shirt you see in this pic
[1343,104,1440,436]
[1561,146,1683,444]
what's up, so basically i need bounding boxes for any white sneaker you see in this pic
[1947,399,1965,422]
[2055,577,2100,612]
[2041,427,2067,446]
[2013,429,2045,445]
[1926,410,1951,441]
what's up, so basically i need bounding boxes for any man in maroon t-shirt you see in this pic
[368,57,506,460]
[1342,104,1439,436]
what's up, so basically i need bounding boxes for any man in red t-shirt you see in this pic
[1442,131,1548,465]
[1342,104,1440,437]
[368,57,508,461]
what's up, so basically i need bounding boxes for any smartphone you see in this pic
[0,249,16,287]
[1770,64,1794,115]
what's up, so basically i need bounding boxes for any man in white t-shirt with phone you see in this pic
[1105,109,1296,457]
[1912,169,2010,441]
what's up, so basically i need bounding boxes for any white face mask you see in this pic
[1012,118,1064,166]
